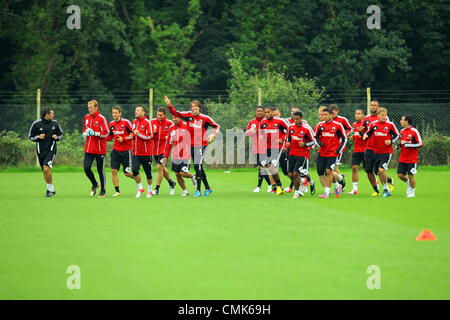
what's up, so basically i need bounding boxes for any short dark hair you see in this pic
[355,108,365,114]
[136,105,147,113]
[112,106,122,113]
[292,111,303,118]
[371,100,380,106]
[403,115,413,125]
[323,108,333,114]
[41,108,53,119]
[264,106,274,111]
[157,107,166,114]
[328,104,338,112]
[256,106,264,110]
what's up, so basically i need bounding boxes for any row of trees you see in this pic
[1,0,449,104]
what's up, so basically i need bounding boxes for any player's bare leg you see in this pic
[258,167,272,192]
[378,167,391,197]
[319,174,327,188]
[111,169,120,196]
[407,174,416,197]
[268,165,283,195]
[43,165,52,184]
[291,172,303,198]
[398,173,416,197]
[154,164,176,195]
[332,165,345,192]
[348,164,359,194]
[367,172,380,194]
[42,165,55,196]
[267,167,276,192]
[319,168,333,198]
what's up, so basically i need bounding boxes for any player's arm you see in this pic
[51,121,64,141]
[336,124,348,154]
[137,120,153,140]
[245,121,257,136]
[313,124,323,147]
[387,123,400,145]
[405,129,423,148]
[125,120,134,140]
[363,123,374,140]
[278,119,289,143]
[205,116,220,143]
[97,116,110,138]
[342,117,352,136]
[164,95,192,120]
[106,123,114,142]
[305,126,317,147]
[28,121,40,141]
[284,128,291,151]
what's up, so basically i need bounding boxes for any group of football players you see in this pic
[29,98,422,199]
[245,100,423,198]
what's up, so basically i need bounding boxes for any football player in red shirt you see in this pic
[363,107,400,197]
[161,115,196,196]
[259,106,290,195]
[106,106,134,197]
[397,115,423,198]
[151,107,177,196]
[132,105,154,198]
[328,104,350,192]
[273,107,292,191]
[348,108,367,194]
[164,96,220,198]
[314,107,348,198]
[362,100,394,195]
[82,100,110,198]
[314,106,329,189]
[284,111,317,198]
[245,106,271,192]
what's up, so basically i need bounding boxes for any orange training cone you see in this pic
[416,230,437,241]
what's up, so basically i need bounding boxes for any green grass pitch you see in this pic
[1,167,449,299]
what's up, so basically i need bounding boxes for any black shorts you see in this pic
[261,148,281,167]
[171,159,190,173]
[154,154,165,165]
[397,162,418,176]
[288,155,309,175]
[352,152,365,167]
[132,155,152,179]
[38,152,56,170]
[316,156,338,176]
[364,149,376,173]
[279,150,289,175]
[110,149,132,173]
[374,153,392,170]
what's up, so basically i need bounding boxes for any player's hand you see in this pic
[39,133,45,140]
[299,141,305,147]
[52,134,57,140]
[163,96,171,106]
[363,134,368,140]
[385,140,392,145]
[358,126,365,132]
[133,130,139,135]
[117,136,123,142]
[208,134,215,144]
[161,157,167,165]
[401,140,406,145]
